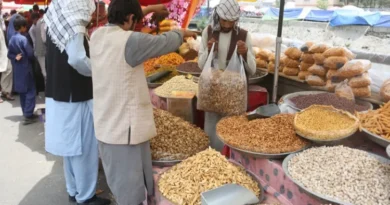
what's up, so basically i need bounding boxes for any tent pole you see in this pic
[272,0,285,103]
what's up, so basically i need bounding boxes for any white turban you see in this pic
[210,0,241,32]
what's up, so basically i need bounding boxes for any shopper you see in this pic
[29,12,46,80]
[44,0,110,204]
[90,0,196,204]
[7,16,37,125]
[197,0,256,151]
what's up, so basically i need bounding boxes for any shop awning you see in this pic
[101,0,172,6]
[3,0,51,5]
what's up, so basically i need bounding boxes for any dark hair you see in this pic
[39,9,45,15]
[10,10,17,15]
[31,13,40,21]
[108,0,143,25]
[13,16,27,31]
[44,8,48,13]
[33,4,39,11]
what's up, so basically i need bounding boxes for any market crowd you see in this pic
[0,0,253,204]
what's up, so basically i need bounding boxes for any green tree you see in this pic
[317,0,329,10]
[275,0,280,8]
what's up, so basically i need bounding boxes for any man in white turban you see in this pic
[44,0,110,204]
[198,0,256,151]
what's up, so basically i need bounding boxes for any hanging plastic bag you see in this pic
[335,79,355,102]
[197,44,247,116]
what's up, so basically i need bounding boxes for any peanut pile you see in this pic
[159,148,260,204]
[151,109,209,161]
[288,146,390,205]
[217,114,309,153]
[197,69,247,116]
[154,76,198,98]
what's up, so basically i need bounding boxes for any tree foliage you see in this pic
[317,0,329,10]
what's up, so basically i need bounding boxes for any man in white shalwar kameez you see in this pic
[198,0,256,151]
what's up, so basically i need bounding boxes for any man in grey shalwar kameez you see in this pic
[90,0,196,204]
[198,0,256,151]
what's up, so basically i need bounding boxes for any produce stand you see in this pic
[229,133,388,205]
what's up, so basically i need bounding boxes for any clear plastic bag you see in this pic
[256,58,267,68]
[298,71,310,80]
[352,86,371,97]
[300,62,312,71]
[300,53,315,64]
[313,53,326,65]
[197,44,247,116]
[309,43,330,53]
[326,80,339,92]
[283,67,299,76]
[256,48,272,61]
[285,47,302,60]
[284,57,300,68]
[348,73,371,88]
[335,59,372,78]
[323,47,355,59]
[323,56,349,70]
[306,75,326,86]
[326,70,338,80]
[300,42,315,53]
[380,79,390,102]
[308,64,327,77]
[335,79,355,101]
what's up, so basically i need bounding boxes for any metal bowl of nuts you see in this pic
[217,134,310,159]
[283,147,390,205]
[152,159,181,167]
[361,128,390,148]
[248,69,268,85]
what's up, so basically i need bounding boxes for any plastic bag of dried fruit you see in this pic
[197,44,247,116]
[380,79,390,102]
[335,79,355,102]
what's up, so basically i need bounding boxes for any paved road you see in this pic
[0,94,112,205]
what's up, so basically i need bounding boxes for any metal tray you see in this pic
[177,69,201,77]
[152,159,181,167]
[279,91,373,112]
[157,162,265,204]
[217,134,310,159]
[387,145,390,158]
[248,70,268,85]
[148,82,163,88]
[361,128,390,148]
[296,130,356,146]
[282,151,390,205]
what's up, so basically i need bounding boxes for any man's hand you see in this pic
[150,4,169,18]
[182,30,197,40]
[16,53,22,61]
[237,40,248,56]
[207,38,218,52]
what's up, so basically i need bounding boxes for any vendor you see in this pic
[198,0,256,151]
[90,0,196,204]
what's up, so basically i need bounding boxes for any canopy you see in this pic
[304,10,334,22]
[329,10,381,26]
[262,8,303,21]
[374,15,390,28]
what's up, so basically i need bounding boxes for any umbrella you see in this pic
[248,0,285,119]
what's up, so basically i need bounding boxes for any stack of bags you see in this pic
[253,47,271,69]
[306,43,330,86]
[283,47,302,76]
[333,59,372,97]
[266,52,284,73]
[298,42,315,80]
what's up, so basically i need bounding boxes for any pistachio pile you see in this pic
[151,109,209,161]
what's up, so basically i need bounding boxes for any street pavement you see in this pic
[0,94,112,205]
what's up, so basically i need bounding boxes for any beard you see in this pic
[220,27,232,33]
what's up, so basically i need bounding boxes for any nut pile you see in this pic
[154,75,198,98]
[289,93,370,113]
[288,146,390,205]
[197,69,247,116]
[217,114,309,153]
[357,101,390,140]
[294,105,359,140]
[151,109,209,161]
[158,148,260,204]
[177,62,201,73]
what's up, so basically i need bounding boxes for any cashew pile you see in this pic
[159,148,260,204]
[288,146,390,205]
[151,109,209,161]
[154,75,198,98]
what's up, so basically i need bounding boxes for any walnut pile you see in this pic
[151,109,209,161]
[197,69,247,116]
[159,148,260,204]
[288,146,390,205]
[217,114,309,153]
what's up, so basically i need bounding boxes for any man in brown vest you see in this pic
[198,0,256,151]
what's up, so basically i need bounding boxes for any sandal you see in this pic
[0,98,3,103]
[3,94,15,101]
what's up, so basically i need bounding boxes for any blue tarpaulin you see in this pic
[374,15,390,27]
[304,10,334,22]
[263,8,303,20]
[329,11,381,26]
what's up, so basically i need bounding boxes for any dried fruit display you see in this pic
[155,52,185,66]
[217,114,309,153]
[151,109,209,161]
[158,148,261,204]
[288,146,390,205]
[357,101,390,140]
[294,105,359,140]
[154,76,198,98]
